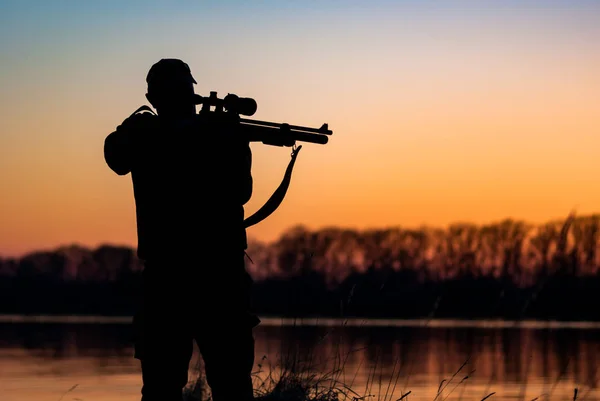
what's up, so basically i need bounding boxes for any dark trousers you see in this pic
[133,251,260,401]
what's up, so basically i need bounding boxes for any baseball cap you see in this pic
[146,58,197,90]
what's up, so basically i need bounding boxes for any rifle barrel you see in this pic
[239,118,332,135]
[239,122,328,145]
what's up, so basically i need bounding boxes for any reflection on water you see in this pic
[1,319,600,401]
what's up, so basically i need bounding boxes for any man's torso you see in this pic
[126,114,251,260]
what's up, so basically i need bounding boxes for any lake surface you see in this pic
[1,316,600,401]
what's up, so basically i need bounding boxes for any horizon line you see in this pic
[3,209,594,259]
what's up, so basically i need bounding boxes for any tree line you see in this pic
[2,213,600,320]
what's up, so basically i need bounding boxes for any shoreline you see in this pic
[2,314,600,329]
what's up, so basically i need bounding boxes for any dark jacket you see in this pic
[104,112,253,261]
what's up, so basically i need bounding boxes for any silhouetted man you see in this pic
[104,58,259,401]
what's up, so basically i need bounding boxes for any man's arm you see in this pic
[104,128,134,175]
[104,114,149,175]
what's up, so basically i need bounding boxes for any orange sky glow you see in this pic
[1,1,599,257]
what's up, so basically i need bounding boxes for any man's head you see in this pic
[145,58,198,117]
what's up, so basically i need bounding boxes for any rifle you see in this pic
[195,91,332,148]
[195,91,334,230]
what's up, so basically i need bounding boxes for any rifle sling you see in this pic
[129,106,301,229]
[244,145,301,228]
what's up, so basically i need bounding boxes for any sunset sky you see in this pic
[1,1,599,257]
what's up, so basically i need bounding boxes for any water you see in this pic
[1,316,600,401]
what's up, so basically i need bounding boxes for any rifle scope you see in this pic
[195,91,257,116]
